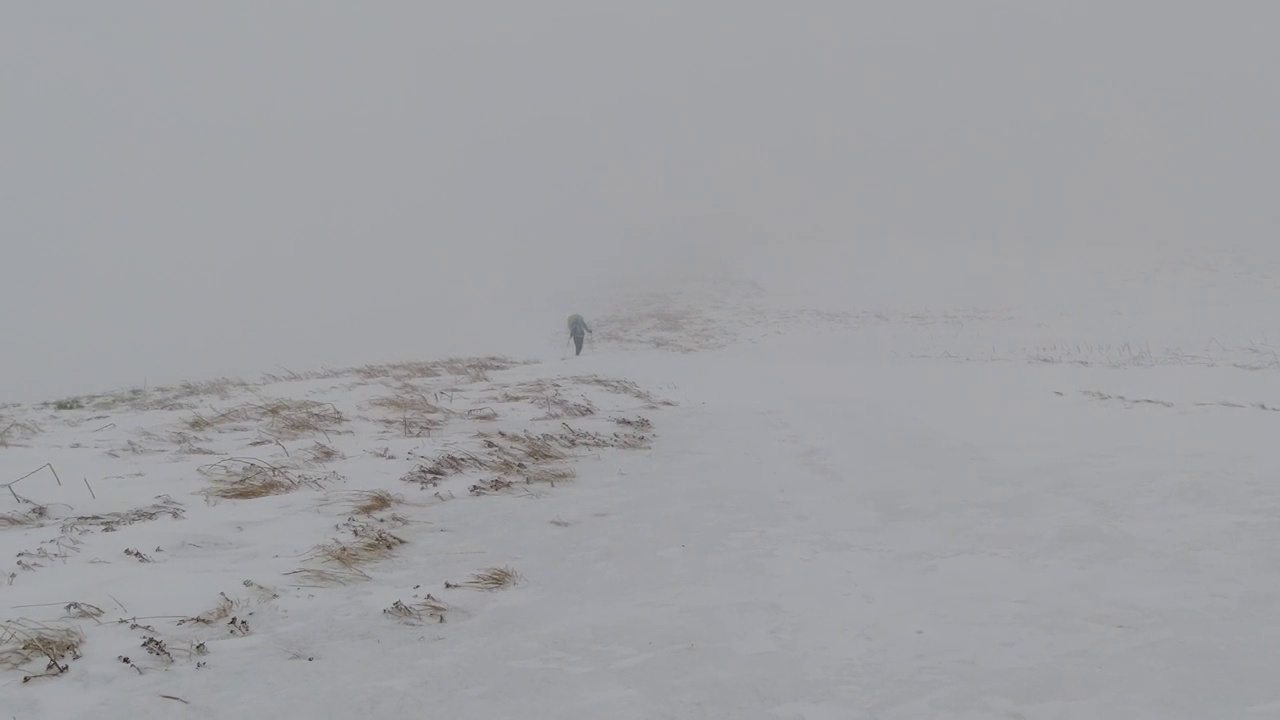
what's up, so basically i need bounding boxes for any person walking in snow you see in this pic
[567,313,592,356]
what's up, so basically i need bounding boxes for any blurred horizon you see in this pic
[4,1,1279,402]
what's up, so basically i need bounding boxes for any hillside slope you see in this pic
[5,274,1280,718]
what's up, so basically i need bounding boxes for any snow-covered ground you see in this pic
[5,261,1280,719]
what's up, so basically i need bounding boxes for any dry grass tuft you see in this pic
[326,489,404,515]
[0,620,84,681]
[0,417,41,447]
[404,419,652,496]
[368,383,446,416]
[611,416,653,430]
[447,566,522,591]
[16,536,85,571]
[400,450,486,488]
[243,578,282,601]
[537,393,597,419]
[305,539,388,570]
[186,398,345,441]
[284,567,370,587]
[155,379,246,411]
[466,406,500,421]
[304,441,343,464]
[357,356,518,383]
[573,375,677,407]
[58,377,248,414]
[62,496,185,533]
[384,595,449,624]
[289,519,407,586]
[436,356,510,382]
[495,380,597,419]
[263,355,527,384]
[367,383,454,438]
[491,379,596,418]
[477,431,575,488]
[1,505,50,529]
[552,422,653,451]
[198,458,331,500]
[493,376,671,417]
[168,431,218,455]
[177,592,238,627]
[62,602,105,620]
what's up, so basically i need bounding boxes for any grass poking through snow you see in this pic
[447,566,522,591]
[186,398,345,442]
[199,458,331,500]
[384,595,450,624]
[321,489,405,515]
[0,620,85,682]
[288,519,407,586]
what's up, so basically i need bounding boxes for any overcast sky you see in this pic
[3,1,1277,402]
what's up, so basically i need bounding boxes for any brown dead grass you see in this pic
[288,519,407,586]
[537,392,597,419]
[611,416,654,430]
[15,537,85,572]
[284,567,370,587]
[177,592,238,627]
[404,421,652,496]
[478,431,575,487]
[366,383,459,438]
[186,398,345,441]
[262,356,528,384]
[1,505,50,529]
[551,422,653,451]
[176,585,275,634]
[572,375,676,407]
[303,441,343,464]
[428,450,488,474]
[492,380,597,419]
[168,431,218,455]
[68,378,249,414]
[198,458,331,500]
[491,374,674,417]
[368,383,446,416]
[323,489,405,515]
[384,595,449,624]
[447,566,521,591]
[62,497,185,533]
[0,620,84,681]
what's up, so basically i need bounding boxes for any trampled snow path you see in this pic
[5,285,1280,718]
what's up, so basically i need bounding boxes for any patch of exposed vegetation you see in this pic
[572,376,676,407]
[186,398,345,442]
[446,566,521,591]
[402,422,651,497]
[0,620,85,682]
[198,458,334,501]
[261,356,530,385]
[384,595,449,624]
[286,519,407,587]
[0,417,41,447]
[62,497,186,534]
